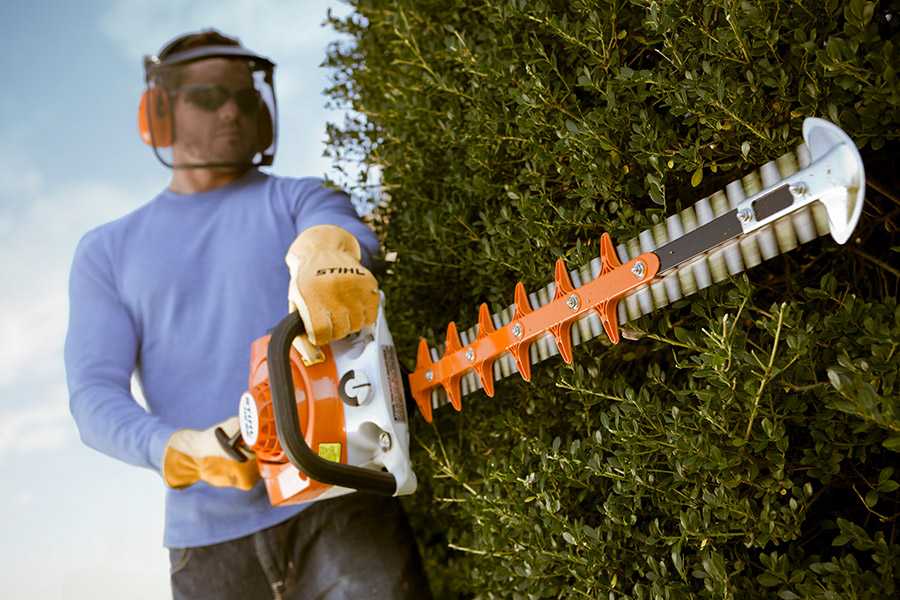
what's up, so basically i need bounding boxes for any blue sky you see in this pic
[0,1,358,596]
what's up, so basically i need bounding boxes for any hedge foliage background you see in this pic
[324,1,899,597]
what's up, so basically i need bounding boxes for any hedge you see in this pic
[324,1,899,597]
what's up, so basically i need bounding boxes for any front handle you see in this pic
[268,311,398,496]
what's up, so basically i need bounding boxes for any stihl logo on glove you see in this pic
[316,267,368,276]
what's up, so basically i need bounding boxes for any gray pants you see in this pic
[169,493,431,599]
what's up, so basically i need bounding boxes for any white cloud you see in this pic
[100,0,352,63]
[0,144,152,458]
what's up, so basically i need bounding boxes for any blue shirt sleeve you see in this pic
[288,178,380,267]
[64,231,178,473]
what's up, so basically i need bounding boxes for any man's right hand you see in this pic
[162,416,259,490]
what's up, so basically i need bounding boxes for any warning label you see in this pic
[382,344,407,423]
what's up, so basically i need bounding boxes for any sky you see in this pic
[0,1,360,597]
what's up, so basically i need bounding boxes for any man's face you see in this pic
[171,58,260,167]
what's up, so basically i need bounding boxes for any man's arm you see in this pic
[64,232,177,472]
[289,179,380,266]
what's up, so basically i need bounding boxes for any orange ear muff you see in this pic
[138,87,173,148]
[256,101,273,152]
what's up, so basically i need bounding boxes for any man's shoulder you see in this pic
[75,199,158,259]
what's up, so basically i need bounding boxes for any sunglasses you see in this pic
[177,84,261,115]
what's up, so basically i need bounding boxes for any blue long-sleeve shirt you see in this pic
[64,169,379,548]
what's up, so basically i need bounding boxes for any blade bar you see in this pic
[655,209,743,272]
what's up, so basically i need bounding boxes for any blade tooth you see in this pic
[742,171,780,261]
[571,314,582,347]
[678,206,712,292]
[474,372,484,391]
[579,263,602,338]
[570,267,582,289]
[778,151,818,244]
[711,190,745,276]
[651,222,677,306]
[460,373,470,396]
[623,239,644,320]
[797,143,832,235]
[695,196,715,225]
[707,246,731,283]
[650,279,668,309]
[493,358,504,381]
[636,226,659,313]
[686,255,712,291]
[430,346,441,363]
[636,286,654,316]
[617,302,629,325]
[615,243,629,265]
[774,213,800,254]
[590,256,602,278]
[536,286,550,308]
[499,306,513,326]
[639,228,656,253]
[545,330,559,358]
[502,353,514,377]
[532,335,545,362]
[726,180,763,269]
[667,213,694,297]
[529,290,542,309]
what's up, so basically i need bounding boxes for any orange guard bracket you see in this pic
[408,233,660,422]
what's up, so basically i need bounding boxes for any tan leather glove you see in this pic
[285,224,379,347]
[161,417,259,490]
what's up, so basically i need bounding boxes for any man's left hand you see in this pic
[285,224,379,347]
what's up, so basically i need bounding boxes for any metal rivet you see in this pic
[789,182,807,196]
[566,294,580,311]
[379,431,392,452]
[737,207,754,223]
[425,370,433,382]
[465,348,475,361]
[631,261,646,279]
[512,323,523,338]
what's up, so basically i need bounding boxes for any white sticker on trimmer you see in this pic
[238,392,259,447]
[278,467,311,499]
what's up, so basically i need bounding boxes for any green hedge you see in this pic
[325,1,899,597]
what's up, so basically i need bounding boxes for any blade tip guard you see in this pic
[802,117,865,245]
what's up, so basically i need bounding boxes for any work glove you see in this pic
[161,416,259,490]
[285,224,379,347]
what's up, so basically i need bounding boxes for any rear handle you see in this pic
[268,311,398,496]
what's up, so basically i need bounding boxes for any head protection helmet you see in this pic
[138,29,277,169]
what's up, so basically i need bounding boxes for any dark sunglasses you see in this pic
[177,84,261,115]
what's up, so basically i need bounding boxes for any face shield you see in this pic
[139,44,278,170]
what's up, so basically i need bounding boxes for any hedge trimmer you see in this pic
[217,117,866,504]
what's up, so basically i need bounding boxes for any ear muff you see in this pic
[138,87,173,148]
[256,101,273,152]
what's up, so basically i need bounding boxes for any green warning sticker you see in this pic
[318,443,342,463]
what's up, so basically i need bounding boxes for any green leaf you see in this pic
[757,573,782,587]
[691,166,703,187]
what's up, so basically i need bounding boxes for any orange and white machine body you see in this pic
[236,297,416,505]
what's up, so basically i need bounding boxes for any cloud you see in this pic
[100,0,352,62]
[0,144,152,458]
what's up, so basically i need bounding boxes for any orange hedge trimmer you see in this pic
[217,117,866,505]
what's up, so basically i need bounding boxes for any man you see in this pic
[65,29,430,599]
